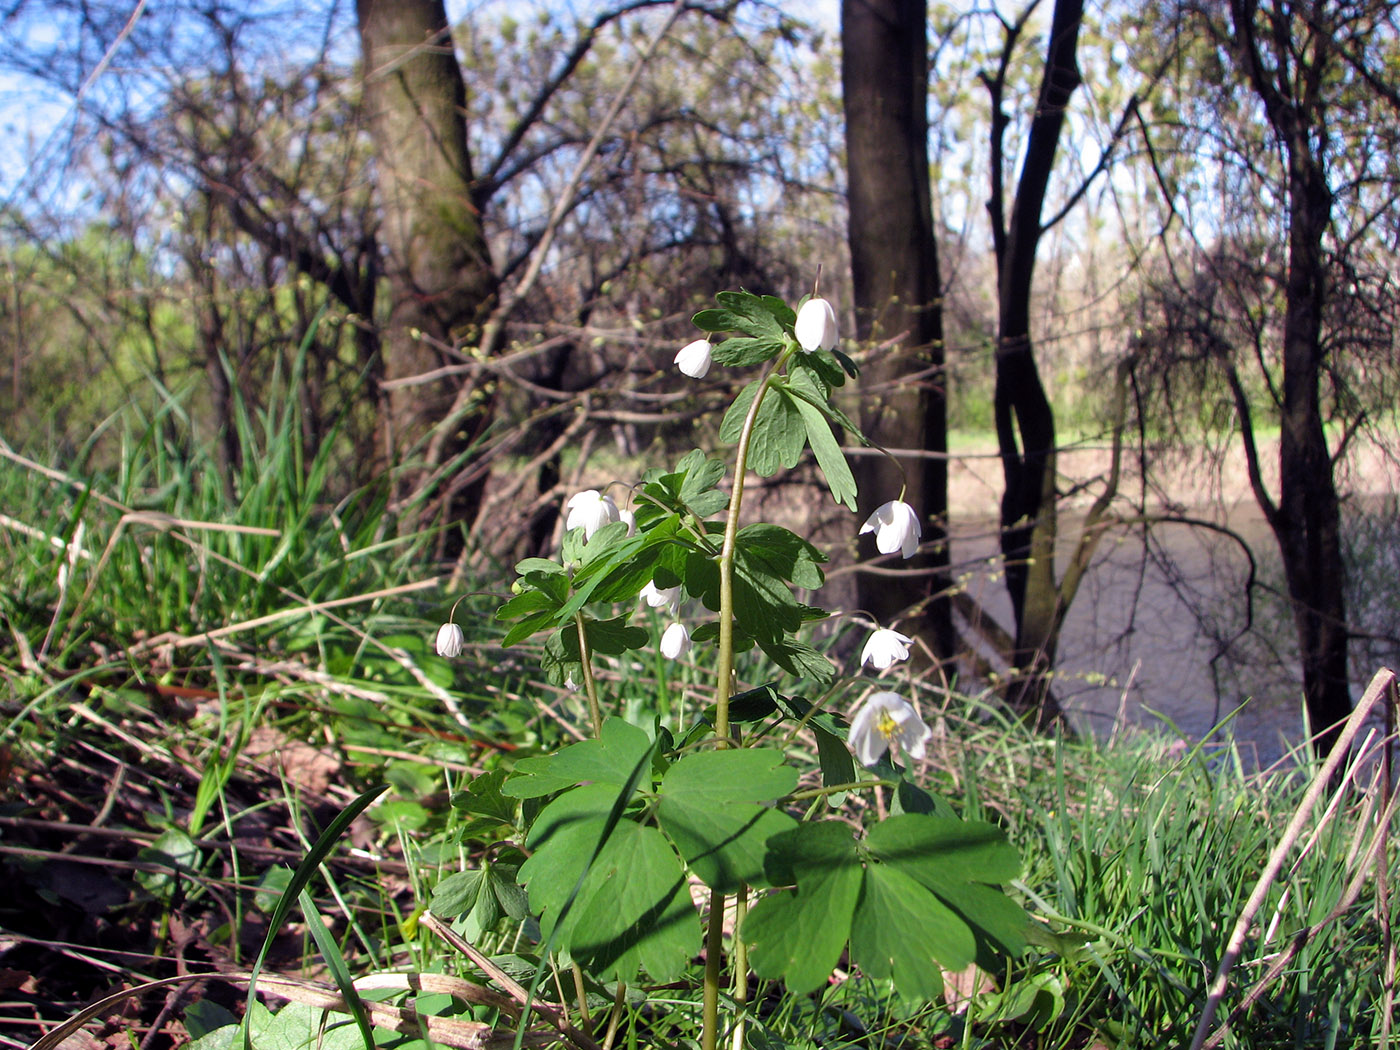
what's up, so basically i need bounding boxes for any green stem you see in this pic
[731,885,749,1050]
[713,352,792,743]
[702,887,726,1050]
[703,353,791,1050]
[575,613,603,737]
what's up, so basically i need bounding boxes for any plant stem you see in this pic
[713,353,790,742]
[731,886,749,1050]
[703,352,790,1050]
[575,613,603,737]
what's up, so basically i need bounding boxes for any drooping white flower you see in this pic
[794,297,838,353]
[861,628,914,671]
[848,691,933,767]
[674,337,713,378]
[564,672,581,693]
[565,489,620,540]
[435,622,464,658]
[860,500,922,559]
[619,508,637,537]
[660,622,692,660]
[640,580,682,617]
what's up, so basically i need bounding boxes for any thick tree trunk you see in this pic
[356,0,497,500]
[841,0,954,661]
[989,0,1083,725]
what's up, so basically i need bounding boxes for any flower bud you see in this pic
[660,622,692,660]
[794,297,838,353]
[435,622,464,658]
[674,337,713,378]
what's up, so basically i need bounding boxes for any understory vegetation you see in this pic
[2,384,1396,1050]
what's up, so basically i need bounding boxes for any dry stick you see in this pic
[421,0,691,475]
[1188,666,1399,1050]
[1202,755,1400,1049]
[420,910,603,1050]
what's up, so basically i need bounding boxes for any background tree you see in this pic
[842,0,956,664]
[1132,0,1400,755]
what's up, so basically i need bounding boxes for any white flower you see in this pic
[565,489,620,539]
[619,508,637,537]
[794,297,838,353]
[674,337,713,378]
[848,691,932,767]
[860,499,922,559]
[640,580,682,617]
[861,628,914,671]
[660,622,691,660]
[435,622,464,658]
[564,672,581,693]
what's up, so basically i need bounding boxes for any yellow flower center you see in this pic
[876,710,899,742]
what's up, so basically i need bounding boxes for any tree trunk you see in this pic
[989,0,1083,725]
[841,0,954,661]
[1229,0,1352,756]
[356,0,497,502]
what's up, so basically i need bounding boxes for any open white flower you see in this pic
[640,580,682,617]
[565,489,620,539]
[674,337,713,378]
[660,622,692,660]
[794,297,838,353]
[861,628,914,671]
[435,622,464,658]
[860,499,922,559]
[848,691,932,767]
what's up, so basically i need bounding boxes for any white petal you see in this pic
[565,489,619,539]
[619,509,637,537]
[861,628,913,670]
[674,338,713,378]
[435,622,464,658]
[660,622,691,660]
[847,691,930,767]
[794,297,838,353]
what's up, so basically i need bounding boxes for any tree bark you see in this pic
[988,0,1083,725]
[842,0,955,661]
[1228,0,1352,755]
[356,0,497,497]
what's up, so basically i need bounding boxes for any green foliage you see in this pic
[745,815,1028,1000]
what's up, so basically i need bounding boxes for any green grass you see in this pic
[2,379,1397,1050]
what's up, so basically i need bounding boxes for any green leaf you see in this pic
[737,523,827,588]
[791,347,848,390]
[792,393,858,510]
[567,820,696,982]
[678,452,728,516]
[514,557,566,577]
[850,864,971,999]
[719,380,762,445]
[747,384,807,477]
[758,636,834,684]
[430,868,486,918]
[452,768,516,822]
[711,335,784,367]
[519,783,692,982]
[813,725,856,806]
[742,821,862,994]
[865,814,1023,885]
[504,718,652,799]
[580,615,648,655]
[656,749,799,891]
